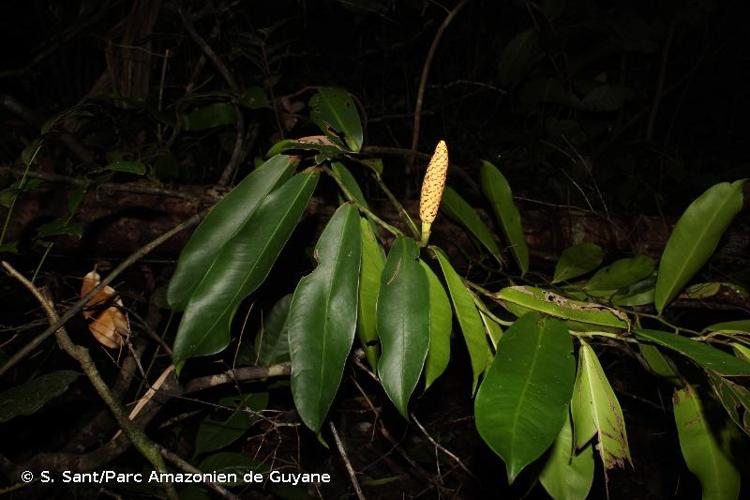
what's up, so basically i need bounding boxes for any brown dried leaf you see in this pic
[80,270,130,348]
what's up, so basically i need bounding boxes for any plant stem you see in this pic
[323,166,404,237]
[2,262,178,500]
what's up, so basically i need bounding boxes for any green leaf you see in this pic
[572,340,631,470]
[441,187,502,264]
[611,276,657,306]
[0,371,79,423]
[288,204,362,433]
[733,343,750,362]
[104,160,147,175]
[434,247,489,393]
[673,385,740,500]
[309,87,363,152]
[655,180,745,313]
[634,329,750,376]
[421,262,452,390]
[709,373,750,437]
[706,320,750,333]
[478,308,503,350]
[552,243,604,284]
[639,344,679,379]
[585,256,655,292]
[194,392,268,456]
[480,161,529,275]
[474,313,575,483]
[331,162,368,208]
[253,294,293,366]
[168,155,298,310]
[172,171,318,371]
[680,282,722,299]
[377,237,430,418]
[357,218,385,369]
[36,220,84,239]
[539,412,595,500]
[184,103,238,131]
[496,286,629,330]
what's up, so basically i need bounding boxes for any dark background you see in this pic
[1,0,749,498]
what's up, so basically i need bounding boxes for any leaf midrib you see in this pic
[508,323,543,463]
[658,185,739,309]
[316,212,356,419]
[187,176,311,357]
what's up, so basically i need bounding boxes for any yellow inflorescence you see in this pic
[419,140,449,226]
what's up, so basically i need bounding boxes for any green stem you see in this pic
[323,166,404,237]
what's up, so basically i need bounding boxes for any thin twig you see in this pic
[329,421,366,500]
[1,262,177,500]
[217,104,246,186]
[179,9,239,93]
[409,0,470,169]
[0,164,213,201]
[323,167,404,237]
[409,412,476,479]
[0,211,204,377]
[184,363,291,393]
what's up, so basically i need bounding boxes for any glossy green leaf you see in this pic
[480,161,529,274]
[681,282,722,299]
[441,187,502,263]
[673,385,740,500]
[434,247,489,392]
[572,340,631,470]
[706,320,750,333]
[331,162,368,208]
[288,204,362,433]
[0,371,78,423]
[377,237,430,418]
[496,286,629,330]
[552,243,604,284]
[421,262,452,390]
[194,392,268,456]
[709,373,750,437]
[639,344,679,379]
[104,160,146,175]
[474,313,575,483]
[634,329,750,376]
[309,87,363,152]
[253,294,293,366]
[539,412,595,500]
[479,309,503,351]
[168,155,298,310]
[585,256,655,291]
[655,180,745,313]
[732,343,750,362]
[357,218,385,369]
[184,103,238,130]
[172,171,318,371]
